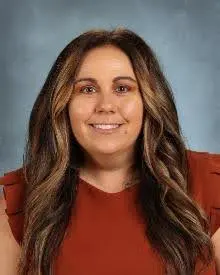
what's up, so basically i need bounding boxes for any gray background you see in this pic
[0,0,220,179]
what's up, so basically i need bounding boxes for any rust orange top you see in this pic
[0,150,220,274]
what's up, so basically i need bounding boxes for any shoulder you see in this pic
[186,149,220,236]
[0,167,25,244]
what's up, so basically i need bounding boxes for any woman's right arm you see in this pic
[0,192,21,275]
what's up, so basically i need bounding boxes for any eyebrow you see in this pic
[73,76,137,85]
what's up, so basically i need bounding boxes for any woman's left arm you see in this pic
[212,228,220,274]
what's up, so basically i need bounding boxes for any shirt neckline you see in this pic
[78,176,139,197]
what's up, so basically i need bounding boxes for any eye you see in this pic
[80,86,96,94]
[115,85,130,93]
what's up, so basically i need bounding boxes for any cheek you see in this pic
[68,98,93,123]
[122,97,143,126]
[68,99,94,139]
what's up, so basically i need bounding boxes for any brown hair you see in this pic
[18,27,215,275]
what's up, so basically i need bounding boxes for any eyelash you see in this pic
[79,85,131,94]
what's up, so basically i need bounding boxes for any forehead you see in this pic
[76,45,136,78]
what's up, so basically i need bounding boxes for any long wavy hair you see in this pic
[18,27,215,275]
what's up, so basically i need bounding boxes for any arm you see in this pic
[0,192,21,275]
[212,228,220,275]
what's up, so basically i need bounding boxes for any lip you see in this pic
[89,124,123,134]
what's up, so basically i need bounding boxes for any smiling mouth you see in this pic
[90,124,122,129]
[89,124,123,133]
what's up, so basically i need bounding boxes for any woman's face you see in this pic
[68,45,143,159]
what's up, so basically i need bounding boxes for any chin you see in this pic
[90,145,125,155]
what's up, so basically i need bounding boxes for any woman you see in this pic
[0,27,220,275]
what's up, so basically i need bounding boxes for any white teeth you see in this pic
[92,124,120,129]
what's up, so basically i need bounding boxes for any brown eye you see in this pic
[115,85,130,93]
[80,86,96,94]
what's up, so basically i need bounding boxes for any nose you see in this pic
[95,92,117,113]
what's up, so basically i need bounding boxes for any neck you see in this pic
[79,149,140,192]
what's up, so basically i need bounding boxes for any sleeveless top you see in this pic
[0,150,220,274]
